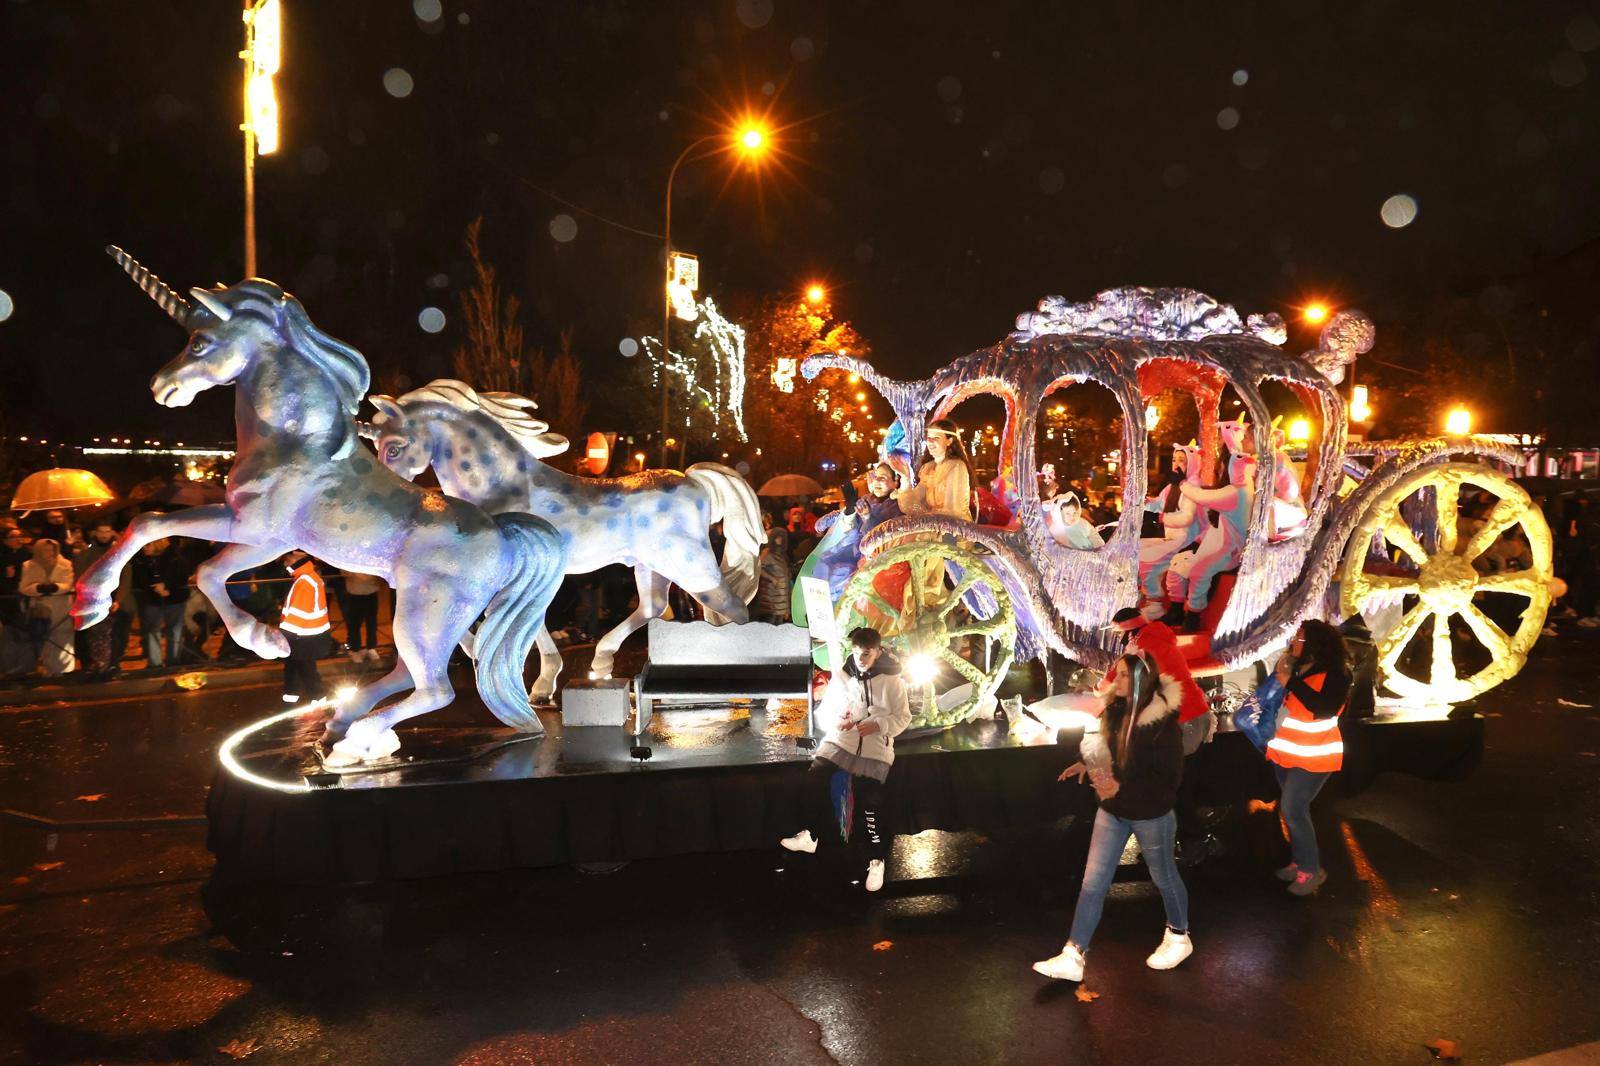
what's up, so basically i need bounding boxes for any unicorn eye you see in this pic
[189,335,213,355]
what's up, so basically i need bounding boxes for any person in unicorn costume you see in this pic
[1137,441,1206,607]
[1268,418,1308,539]
[1163,418,1257,631]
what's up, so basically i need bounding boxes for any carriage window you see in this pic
[1033,380,1124,548]
[920,392,1008,525]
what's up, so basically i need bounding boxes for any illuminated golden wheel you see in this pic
[1339,462,1553,703]
[834,541,1016,730]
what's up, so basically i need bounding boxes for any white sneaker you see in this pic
[865,859,885,892]
[780,830,817,854]
[1032,942,1086,982]
[1146,928,1193,970]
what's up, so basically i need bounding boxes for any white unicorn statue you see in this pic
[363,379,765,696]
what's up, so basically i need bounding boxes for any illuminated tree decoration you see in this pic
[1339,463,1553,703]
[772,356,798,393]
[643,294,749,443]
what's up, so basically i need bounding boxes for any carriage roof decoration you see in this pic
[803,286,1553,718]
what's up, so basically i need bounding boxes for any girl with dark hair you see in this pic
[1034,653,1192,983]
[1266,618,1352,896]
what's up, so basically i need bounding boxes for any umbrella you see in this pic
[152,479,226,507]
[9,469,117,513]
[759,474,825,497]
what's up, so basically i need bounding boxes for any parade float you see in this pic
[86,253,1547,883]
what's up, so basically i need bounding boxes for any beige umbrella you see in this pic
[9,469,117,514]
[758,474,826,497]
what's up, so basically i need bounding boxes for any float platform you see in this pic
[207,696,1482,885]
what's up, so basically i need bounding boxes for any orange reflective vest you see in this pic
[280,561,330,636]
[1266,671,1344,773]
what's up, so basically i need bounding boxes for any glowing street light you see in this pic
[1302,301,1330,325]
[241,0,281,277]
[1287,418,1312,444]
[1350,384,1374,423]
[657,116,774,465]
[805,283,827,306]
[1144,403,1160,432]
[1445,406,1473,436]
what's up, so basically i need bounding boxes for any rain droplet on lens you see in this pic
[300,145,330,175]
[791,37,814,61]
[1550,50,1587,88]
[1380,194,1418,228]
[618,338,639,358]
[1162,162,1189,188]
[1567,13,1600,52]
[1517,127,1549,158]
[549,214,578,243]
[413,0,442,23]
[383,68,415,98]
[735,0,773,29]
[937,75,962,103]
[418,307,446,333]
[1232,68,1248,86]
[1216,107,1240,131]
[1038,167,1065,194]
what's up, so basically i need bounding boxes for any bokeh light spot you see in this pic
[735,0,773,29]
[383,68,415,98]
[1216,107,1240,131]
[1550,50,1587,87]
[1162,162,1189,188]
[1567,14,1600,52]
[548,214,578,242]
[1232,68,1249,86]
[413,0,442,22]
[0,289,13,323]
[618,337,639,358]
[418,307,446,333]
[937,75,962,103]
[1038,166,1064,194]
[791,36,814,61]
[1380,194,1418,228]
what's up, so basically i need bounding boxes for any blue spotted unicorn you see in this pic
[364,380,764,695]
[76,249,567,766]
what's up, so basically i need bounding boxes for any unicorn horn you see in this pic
[106,245,192,327]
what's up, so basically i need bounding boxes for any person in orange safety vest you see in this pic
[279,550,331,704]
[1265,619,1351,896]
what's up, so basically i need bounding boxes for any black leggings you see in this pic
[343,592,379,649]
[805,760,889,862]
[282,632,329,700]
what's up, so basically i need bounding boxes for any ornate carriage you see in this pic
[802,288,1554,725]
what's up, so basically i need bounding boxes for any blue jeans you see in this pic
[139,603,184,667]
[1275,765,1331,874]
[1069,807,1188,951]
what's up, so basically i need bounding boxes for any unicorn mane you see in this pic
[397,379,570,457]
[203,280,372,415]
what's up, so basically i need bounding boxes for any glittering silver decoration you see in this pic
[803,291,1519,675]
[1299,309,1376,386]
[1011,286,1288,346]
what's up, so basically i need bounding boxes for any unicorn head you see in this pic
[107,246,370,413]
[365,379,570,483]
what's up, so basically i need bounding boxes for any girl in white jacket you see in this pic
[781,626,913,892]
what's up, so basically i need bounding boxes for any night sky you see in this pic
[4,0,1598,443]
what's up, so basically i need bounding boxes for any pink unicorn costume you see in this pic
[1138,442,1206,599]
[1269,425,1308,538]
[1166,451,1257,612]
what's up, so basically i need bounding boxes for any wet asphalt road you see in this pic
[1,634,1599,1065]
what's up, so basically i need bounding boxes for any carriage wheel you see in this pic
[1339,462,1553,704]
[833,541,1017,730]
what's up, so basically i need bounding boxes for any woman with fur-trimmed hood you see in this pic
[1033,653,1193,985]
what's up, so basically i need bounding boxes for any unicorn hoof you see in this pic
[587,669,613,681]
[325,719,401,766]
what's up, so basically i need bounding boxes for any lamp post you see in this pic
[241,0,281,277]
[656,122,767,467]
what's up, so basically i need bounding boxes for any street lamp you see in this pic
[657,119,770,466]
[241,0,281,278]
[1302,301,1329,325]
[805,283,827,306]
[1445,406,1473,436]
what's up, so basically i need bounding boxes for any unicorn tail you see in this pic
[686,462,765,605]
[473,513,567,731]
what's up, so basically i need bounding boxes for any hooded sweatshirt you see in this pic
[814,651,913,783]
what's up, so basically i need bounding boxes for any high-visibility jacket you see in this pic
[280,560,330,636]
[1266,671,1344,773]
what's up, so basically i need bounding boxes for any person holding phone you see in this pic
[1034,653,1192,983]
